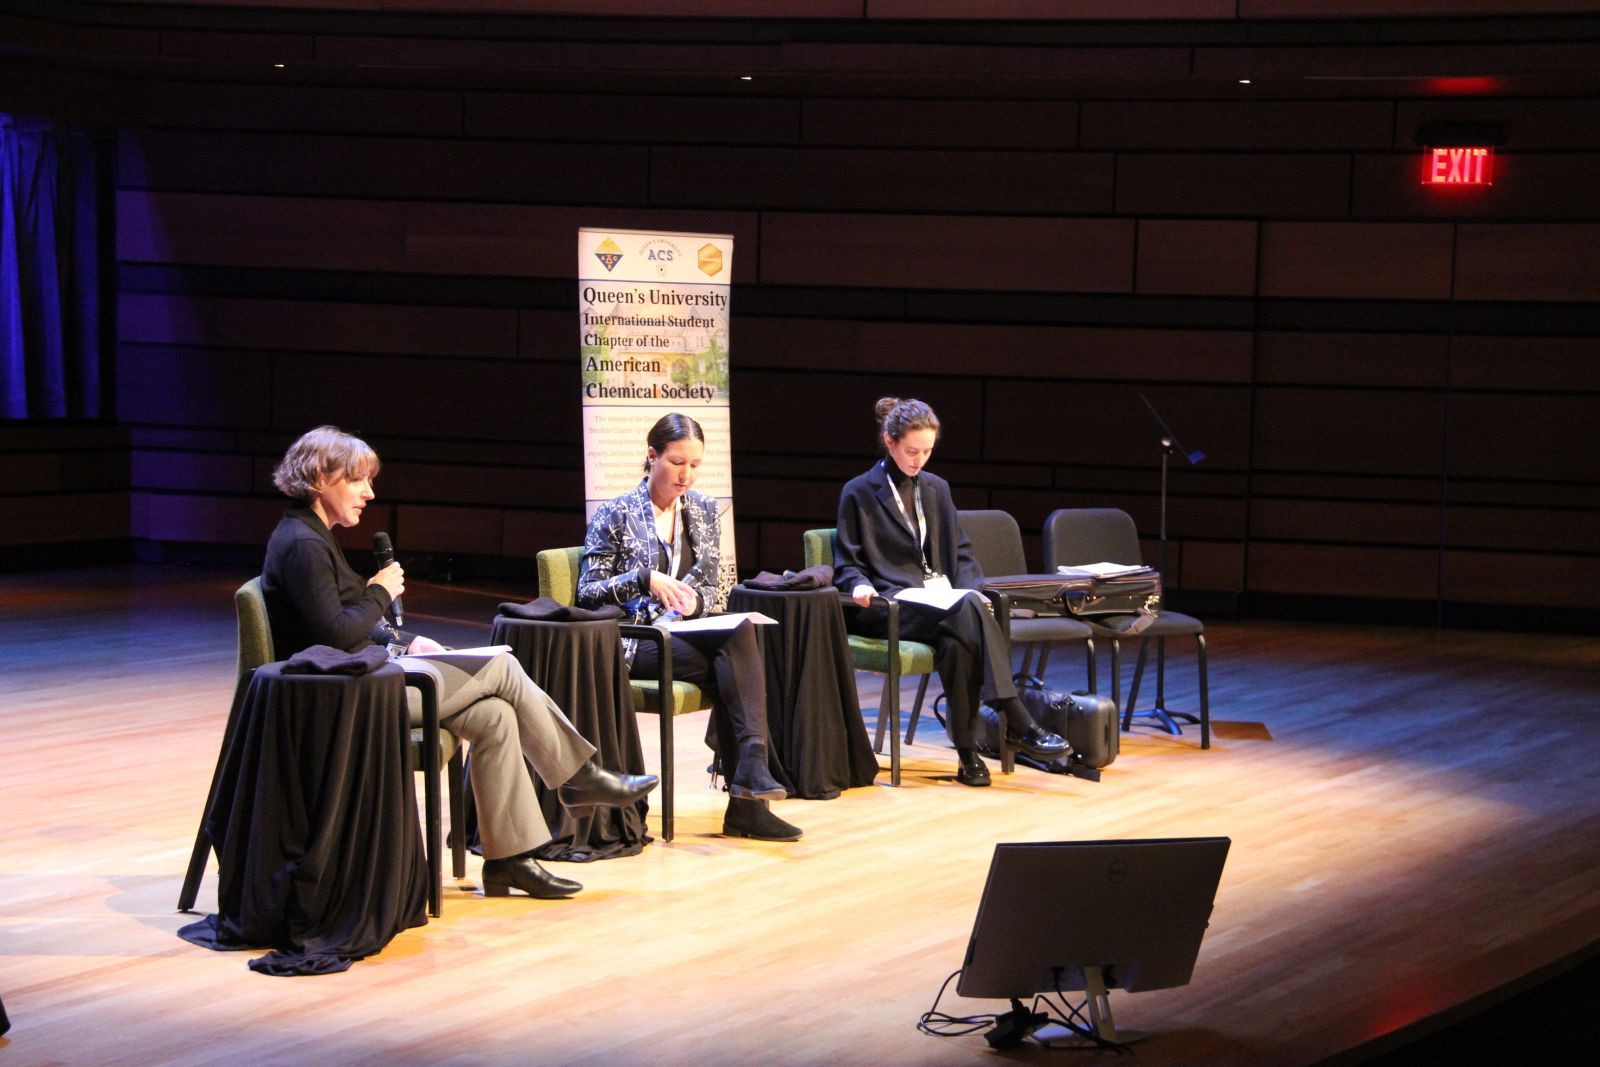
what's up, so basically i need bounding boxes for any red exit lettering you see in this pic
[1422,146,1494,185]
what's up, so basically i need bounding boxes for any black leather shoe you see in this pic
[722,796,803,841]
[480,855,582,899]
[1008,725,1070,761]
[956,748,991,787]
[557,760,659,810]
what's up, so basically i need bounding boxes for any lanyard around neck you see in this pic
[654,497,684,579]
[882,461,935,576]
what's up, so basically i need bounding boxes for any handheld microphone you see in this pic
[372,531,403,626]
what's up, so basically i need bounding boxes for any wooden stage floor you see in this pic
[2,564,1598,1065]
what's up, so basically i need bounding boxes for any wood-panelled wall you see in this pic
[4,2,1597,626]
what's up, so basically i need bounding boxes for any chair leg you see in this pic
[1109,640,1123,727]
[1156,634,1166,706]
[1083,638,1096,695]
[872,684,889,754]
[1125,639,1148,730]
[903,674,932,744]
[179,672,254,913]
[884,687,902,788]
[659,707,675,842]
[655,640,676,843]
[421,741,443,919]
[1012,644,1050,688]
[178,825,211,914]
[1127,635,1201,739]
[1197,634,1210,749]
[449,747,467,880]
[426,796,442,918]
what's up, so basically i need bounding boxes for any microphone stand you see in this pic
[1136,395,1206,736]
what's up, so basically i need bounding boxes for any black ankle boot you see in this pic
[722,796,803,841]
[557,760,659,810]
[728,740,786,801]
[480,854,582,898]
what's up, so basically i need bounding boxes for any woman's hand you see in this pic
[852,583,877,608]
[406,634,447,654]
[368,561,405,601]
[650,570,700,616]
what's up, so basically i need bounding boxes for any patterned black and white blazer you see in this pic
[577,479,725,664]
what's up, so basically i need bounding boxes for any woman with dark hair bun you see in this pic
[262,426,658,900]
[577,413,803,842]
[833,398,1068,786]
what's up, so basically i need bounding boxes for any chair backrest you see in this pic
[957,509,1029,576]
[1043,508,1143,569]
[802,528,836,571]
[235,577,274,680]
[537,546,585,606]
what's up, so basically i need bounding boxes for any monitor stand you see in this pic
[1031,966,1150,1048]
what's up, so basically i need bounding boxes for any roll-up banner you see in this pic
[578,227,737,601]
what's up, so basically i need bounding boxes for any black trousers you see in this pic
[859,594,1027,749]
[631,618,769,782]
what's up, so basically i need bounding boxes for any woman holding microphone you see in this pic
[262,426,657,899]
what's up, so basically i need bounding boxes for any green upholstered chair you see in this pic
[537,547,708,841]
[802,528,939,786]
[179,577,466,918]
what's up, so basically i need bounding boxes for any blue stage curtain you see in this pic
[1,114,101,419]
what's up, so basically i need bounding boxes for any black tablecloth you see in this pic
[727,585,879,799]
[178,661,428,975]
[488,615,652,861]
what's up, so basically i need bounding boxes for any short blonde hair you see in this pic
[272,426,380,501]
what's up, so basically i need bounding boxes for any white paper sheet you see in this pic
[894,586,980,611]
[660,611,778,632]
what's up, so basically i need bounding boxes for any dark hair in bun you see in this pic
[874,396,939,451]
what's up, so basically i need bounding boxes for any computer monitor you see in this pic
[958,837,1230,1001]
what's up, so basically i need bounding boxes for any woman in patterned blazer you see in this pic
[577,413,803,842]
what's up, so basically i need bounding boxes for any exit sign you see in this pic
[1423,146,1494,185]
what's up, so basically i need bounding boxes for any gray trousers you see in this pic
[401,651,595,860]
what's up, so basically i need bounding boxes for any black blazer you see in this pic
[833,461,984,598]
[261,504,401,656]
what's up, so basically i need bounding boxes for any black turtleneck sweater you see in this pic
[261,504,404,655]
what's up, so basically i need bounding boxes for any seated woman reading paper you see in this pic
[262,426,657,899]
[576,413,803,842]
[833,397,1068,787]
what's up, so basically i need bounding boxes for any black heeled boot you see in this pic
[727,739,786,801]
[557,759,659,810]
[722,796,803,841]
[480,853,583,899]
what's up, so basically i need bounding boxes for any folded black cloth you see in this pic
[741,565,834,591]
[282,644,390,675]
[497,596,624,621]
